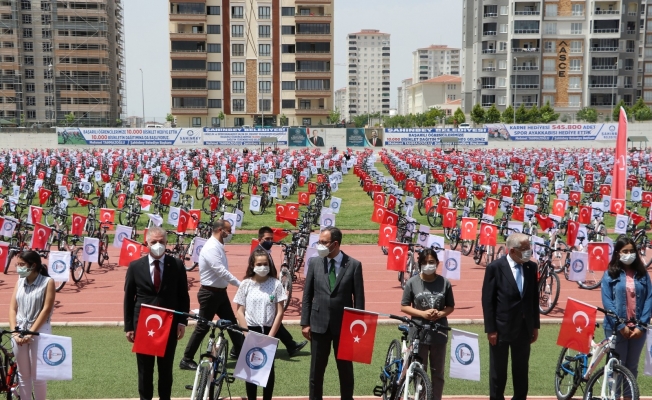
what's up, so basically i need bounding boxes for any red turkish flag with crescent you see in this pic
[524,193,535,205]
[143,184,155,196]
[371,204,386,224]
[387,195,397,211]
[187,210,201,230]
[583,181,594,194]
[485,198,499,217]
[209,195,218,212]
[30,206,43,225]
[177,209,190,233]
[610,198,625,215]
[132,304,174,357]
[374,192,386,207]
[117,193,127,209]
[578,206,592,224]
[479,223,498,246]
[308,182,317,194]
[556,298,597,354]
[38,188,52,205]
[387,242,408,272]
[535,213,554,231]
[490,181,499,195]
[160,188,173,206]
[413,186,423,200]
[436,196,450,214]
[588,242,609,271]
[0,242,8,272]
[30,223,51,250]
[460,218,478,240]
[382,210,399,226]
[405,179,416,193]
[599,184,611,196]
[569,191,581,206]
[458,186,467,200]
[552,199,566,218]
[642,191,652,208]
[424,197,433,213]
[337,308,379,364]
[512,205,524,222]
[119,238,142,267]
[100,208,115,225]
[501,185,512,198]
[298,192,310,205]
[443,208,457,229]
[378,224,397,247]
[71,214,87,236]
[566,220,580,247]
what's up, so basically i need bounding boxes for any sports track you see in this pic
[0,243,602,325]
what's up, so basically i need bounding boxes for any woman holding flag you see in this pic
[234,248,286,400]
[400,248,455,400]
[601,236,652,386]
[8,250,56,400]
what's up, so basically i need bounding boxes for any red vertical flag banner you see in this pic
[387,242,408,272]
[588,242,610,271]
[612,107,628,200]
[132,304,174,357]
[556,298,597,353]
[337,308,379,364]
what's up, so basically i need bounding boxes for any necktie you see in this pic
[328,259,336,291]
[515,263,523,296]
[153,259,161,293]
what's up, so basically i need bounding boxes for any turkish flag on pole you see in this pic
[374,192,386,207]
[485,198,499,217]
[578,206,592,224]
[512,205,525,222]
[160,188,173,206]
[371,204,386,224]
[378,224,397,247]
[337,308,379,364]
[443,208,457,229]
[71,214,87,236]
[298,192,310,205]
[552,199,566,218]
[382,210,399,226]
[567,220,580,248]
[119,238,142,267]
[588,242,610,271]
[479,223,498,246]
[387,241,408,272]
[610,198,626,215]
[460,218,478,240]
[38,188,52,205]
[132,304,174,357]
[100,208,115,225]
[29,206,43,225]
[612,107,628,200]
[177,209,190,233]
[556,298,597,353]
[524,192,535,205]
[30,223,51,250]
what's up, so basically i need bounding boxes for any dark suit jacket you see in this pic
[370,137,382,147]
[124,255,191,332]
[481,256,540,342]
[311,136,324,146]
[300,251,365,335]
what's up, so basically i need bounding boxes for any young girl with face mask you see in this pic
[234,249,287,400]
[601,236,652,391]
[8,251,56,400]
[400,248,455,400]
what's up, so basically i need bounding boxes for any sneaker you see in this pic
[287,340,308,357]
[179,358,198,371]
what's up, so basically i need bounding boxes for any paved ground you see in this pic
[0,244,602,325]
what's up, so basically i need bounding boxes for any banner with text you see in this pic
[346,128,384,147]
[383,128,488,146]
[484,123,618,141]
[57,128,202,146]
[287,127,309,147]
[203,128,288,146]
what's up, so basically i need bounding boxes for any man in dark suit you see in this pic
[310,128,325,146]
[255,226,308,356]
[369,129,382,147]
[124,226,190,400]
[481,233,540,400]
[301,226,365,400]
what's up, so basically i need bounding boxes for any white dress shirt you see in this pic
[199,236,240,288]
[506,254,524,290]
[326,251,344,277]
[148,254,165,285]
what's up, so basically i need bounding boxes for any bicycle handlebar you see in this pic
[596,307,649,328]
[1,329,40,338]
[181,313,250,333]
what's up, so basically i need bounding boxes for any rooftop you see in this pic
[416,44,460,51]
[419,74,462,84]
[349,29,390,36]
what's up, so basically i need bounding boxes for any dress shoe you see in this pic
[179,358,198,371]
[287,340,308,357]
[229,349,239,359]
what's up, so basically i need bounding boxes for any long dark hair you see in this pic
[244,249,277,279]
[608,236,645,279]
[19,250,49,277]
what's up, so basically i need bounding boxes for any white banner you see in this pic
[191,237,208,263]
[82,237,100,263]
[383,128,488,146]
[113,225,133,249]
[484,123,618,141]
[249,195,261,212]
[0,217,17,237]
[330,197,342,214]
[57,127,201,146]
[441,250,461,281]
[450,329,480,381]
[224,212,238,234]
[203,128,288,146]
[36,333,73,381]
[568,251,588,282]
[614,215,629,235]
[234,331,279,387]
[320,212,336,228]
[417,225,430,247]
[48,251,70,282]
[235,209,244,228]
[146,213,163,227]
[168,206,181,227]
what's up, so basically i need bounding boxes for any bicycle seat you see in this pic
[398,324,410,333]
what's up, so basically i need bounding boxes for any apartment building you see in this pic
[397,77,412,115]
[334,86,346,120]
[462,0,644,115]
[404,75,462,115]
[0,0,125,126]
[169,0,334,128]
[346,29,391,119]
[412,44,460,82]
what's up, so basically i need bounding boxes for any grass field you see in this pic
[37,325,652,399]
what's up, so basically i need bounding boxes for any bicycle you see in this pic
[0,329,40,400]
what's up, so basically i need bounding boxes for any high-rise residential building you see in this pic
[0,0,126,126]
[169,0,334,128]
[403,74,462,115]
[462,0,644,115]
[346,29,391,120]
[397,77,412,115]
[334,86,346,120]
[412,45,461,82]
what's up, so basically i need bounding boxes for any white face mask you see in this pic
[317,243,331,258]
[253,265,270,277]
[520,250,532,262]
[620,253,636,265]
[223,233,233,244]
[150,242,166,258]
[421,264,437,275]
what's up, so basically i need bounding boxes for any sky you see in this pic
[124,0,462,120]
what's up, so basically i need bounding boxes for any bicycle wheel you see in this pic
[71,248,85,283]
[583,363,639,400]
[193,361,211,400]
[483,246,495,266]
[578,269,601,290]
[539,271,561,315]
[402,258,414,289]
[381,339,401,400]
[208,340,229,400]
[460,239,475,256]
[474,246,485,265]
[54,279,66,292]
[426,206,441,227]
[398,364,432,400]
[449,226,460,250]
[554,347,585,400]
[552,249,569,274]
[280,266,293,311]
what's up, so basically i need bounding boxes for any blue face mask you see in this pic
[17,266,31,278]
[260,240,274,251]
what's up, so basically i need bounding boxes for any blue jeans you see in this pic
[605,328,647,397]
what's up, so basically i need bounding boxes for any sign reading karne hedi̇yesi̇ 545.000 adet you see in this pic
[57,128,202,146]
[484,123,618,141]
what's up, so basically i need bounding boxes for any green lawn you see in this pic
[41,325,652,398]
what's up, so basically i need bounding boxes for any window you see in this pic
[24,56,34,65]
[208,81,221,90]
[498,42,507,52]
[42,57,52,66]
[259,81,271,93]
[192,117,201,127]
[281,7,295,16]
[544,41,554,53]
[544,22,557,34]
[259,44,271,56]
[22,28,32,38]
[569,77,581,89]
[233,81,244,93]
[282,26,295,35]
[232,44,244,56]
[259,25,271,38]
[543,95,555,106]
[282,63,295,72]
[572,4,584,16]
[258,6,271,19]
[499,24,508,34]
[498,96,506,105]
[543,77,555,89]
[207,25,221,34]
[232,62,244,75]
[42,42,51,52]
[282,99,296,109]
[25,69,34,79]
[571,23,582,35]
[44,70,52,79]
[41,14,50,24]
[544,59,555,71]
[569,95,580,107]
[25,83,35,92]
[282,81,296,90]
[23,42,33,52]
[282,44,296,53]
[259,62,271,75]
[259,99,271,111]
[207,44,221,53]
[645,91,652,101]
[26,110,35,119]
[232,6,243,18]
[498,60,507,70]
[234,117,245,127]
[233,99,245,111]
[22,14,31,24]
[21,0,31,10]
[570,59,581,71]
[45,96,53,106]
[500,5,508,15]
[207,62,221,71]
[26,96,35,106]
[44,83,53,93]
[646,77,652,86]
[497,77,506,87]
[570,41,582,53]
[211,117,221,127]
[545,4,558,16]
[41,29,50,38]
[302,118,312,126]
[207,6,220,15]
[208,99,222,108]
[646,63,652,73]
[232,25,243,37]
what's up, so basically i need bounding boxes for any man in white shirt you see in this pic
[179,220,243,370]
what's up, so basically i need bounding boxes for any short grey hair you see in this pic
[505,233,529,250]
[148,226,167,242]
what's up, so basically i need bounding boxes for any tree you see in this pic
[515,104,528,123]
[352,114,369,128]
[635,106,652,121]
[424,107,444,127]
[327,108,341,124]
[485,104,502,123]
[576,107,598,123]
[613,100,630,122]
[540,101,560,123]
[470,103,486,126]
[166,113,174,122]
[414,112,427,127]
[501,105,515,123]
[453,108,466,125]
[64,112,75,126]
[526,104,541,123]
[115,118,122,127]
[279,113,288,126]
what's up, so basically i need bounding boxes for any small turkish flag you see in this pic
[38,188,52,205]
[119,238,142,267]
[177,209,190,233]
[299,176,307,187]
[567,220,580,247]
[160,188,173,206]
[117,193,127,209]
[371,204,386,224]
[337,308,378,364]
[610,198,625,215]
[378,224,397,247]
[382,210,399,226]
[512,206,524,222]
[490,181,499,195]
[387,195,397,211]
[642,191,652,208]
[556,298,596,354]
[578,206,592,224]
[308,182,317,194]
[485,197,499,217]
[100,208,115,226]
[413,186,423,200]
[501,185,512,198]
[479,223,498,246]
[250,238,260,254]
[583,181,594,193]
[524,193,535,205]
[30,223,51,250]
[71,214,87,236]
[405,179,416,193]
[599,184,610,196]
[552,199,566,218]
[143,184,155,196]
[138,197,152,209]
[29,206,43,225]
[272,228,289,242]
[588,243,609,271]
[187,210,201,230]
[458,186,467,200]
[374,192,386,207]
[0,242,8,271]
[363,180,371,192]
[387,241,408,272]
[132,304,174,357]
[535,213,554,232]
[629,211,645,227]
[460,218,478,240]
[436,196,450,214]
[443,208,457,229]
[209,195,218,212]
[569,191,581,206]
[298,192,310,205]
[424,197,433,212]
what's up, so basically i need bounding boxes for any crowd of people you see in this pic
[6,223,652,400]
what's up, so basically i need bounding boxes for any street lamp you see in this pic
[513,56,517,123]
[139,68,145,128]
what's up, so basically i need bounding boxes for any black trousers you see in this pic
[136,327,178,400]
[245,326,276,400]
[489,320,531,400]
[309,330,354,400]
[183,287,243,360]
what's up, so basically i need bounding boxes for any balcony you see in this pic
[590,46,619,52]
[295,88,332,97]
[593,28,620,34]
[513,65,539,71]
[170,50,207,59]
[171,88,208,96]
[482,67,497,71]
[296,70,332,78]
[171,107,208,115]
[482,49,497,54]
[591,65,617,70]
[484,13,497,17]
[295,107,329,115]
[588,83,616,88]
[296,30,332,37]
[512,47,539,53]
[514,102,538,107]
[483,31,497,36]
[170,13,207,22]
[295,0,332,4]
[514,29,539,34]
[511,84,540,89]
[171,70,208,78]
[295,14,333,23]
[482,84,496,89]
[594,10,620,15]
[170,32,207,41]
[514,11,540,16]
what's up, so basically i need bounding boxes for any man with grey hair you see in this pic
[481,233,539,400]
